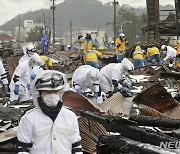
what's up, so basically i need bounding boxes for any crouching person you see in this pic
[99,58,134,98]
[72,65,103,104]
[16,70,82,154]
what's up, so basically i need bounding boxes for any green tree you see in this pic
[117,9,147,46]
[25,26,42,42]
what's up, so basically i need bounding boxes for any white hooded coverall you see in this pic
[19,45,31,64]
[163,46,176,62]
[9,60,32,102]
[17,106,82,154]
[72,65,99,93]
[0,61,8,85]
[99,63,126,94]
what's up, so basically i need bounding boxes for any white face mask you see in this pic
[42,94,60,107]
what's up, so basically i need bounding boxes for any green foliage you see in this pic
[25,26,42,42]
[117,9,147,46]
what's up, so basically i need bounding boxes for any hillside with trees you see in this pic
[0,0,174,45]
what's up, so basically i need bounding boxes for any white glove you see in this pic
[96,96,103,104]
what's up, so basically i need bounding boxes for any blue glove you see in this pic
[27,84,30,90]
[120,87,130,93]
[30,73,36,80]
[93,92,99,98]
[159,60,164,65]
[3,84,8,93]
[76,88,83,95]
[14,85,19,95]
[123,81,130,89]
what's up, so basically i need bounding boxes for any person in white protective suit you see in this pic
[16,70,83,154]
[19,43,37,64]
[160,45,177,67]
[0,60,9,93]
[99,58,134,98]
[72,65,103,104]
[8,53,44,105]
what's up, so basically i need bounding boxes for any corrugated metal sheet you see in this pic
[138,104,168,118]
[88,93,133,116]
[134,82,180,119]
[78,117,107,154]
[133,83,178,113]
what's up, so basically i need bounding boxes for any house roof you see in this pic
[0,34,13,41]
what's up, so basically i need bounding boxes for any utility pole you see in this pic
[50,0,56,50]
[113,0,118,41]
[17,15,21,46]
[175,0,179,40]
[70,21,72,48]
[43,12,46,33]
[48,12,51,48]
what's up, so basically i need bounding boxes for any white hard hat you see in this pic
[111,41,114,44]
[88,68,99,81]
[147,48,150,51]
[121,58,134,71]
[119,33,125,37]
[30,53,44,66]
[35,70,65,91]
[86,31,91,35]
[27,43,36,52]
[161,45,166,50]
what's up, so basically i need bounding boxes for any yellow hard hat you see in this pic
[135,45,141,50]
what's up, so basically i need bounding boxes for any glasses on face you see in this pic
[41,90,59,96]
[36,73,64,89]
[90,76,99,81]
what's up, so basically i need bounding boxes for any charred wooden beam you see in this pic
[79,109,110,126]
[98,135,161,154]
[162,64,171,72]
[161,71,180,80]
[79,109,136,126]
[129,115,180,129]
[107,121,178,146]
[79,110,179,146]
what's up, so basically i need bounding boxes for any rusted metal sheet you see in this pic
[133,83,178,113]
[164,105,180,119]
[138,104,167,118]
[78,117,107,154]
[63,91,100,116]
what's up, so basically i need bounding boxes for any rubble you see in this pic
[0,40,179,153]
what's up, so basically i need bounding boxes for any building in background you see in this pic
[14,20,44,42]
[74,28,107,44]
